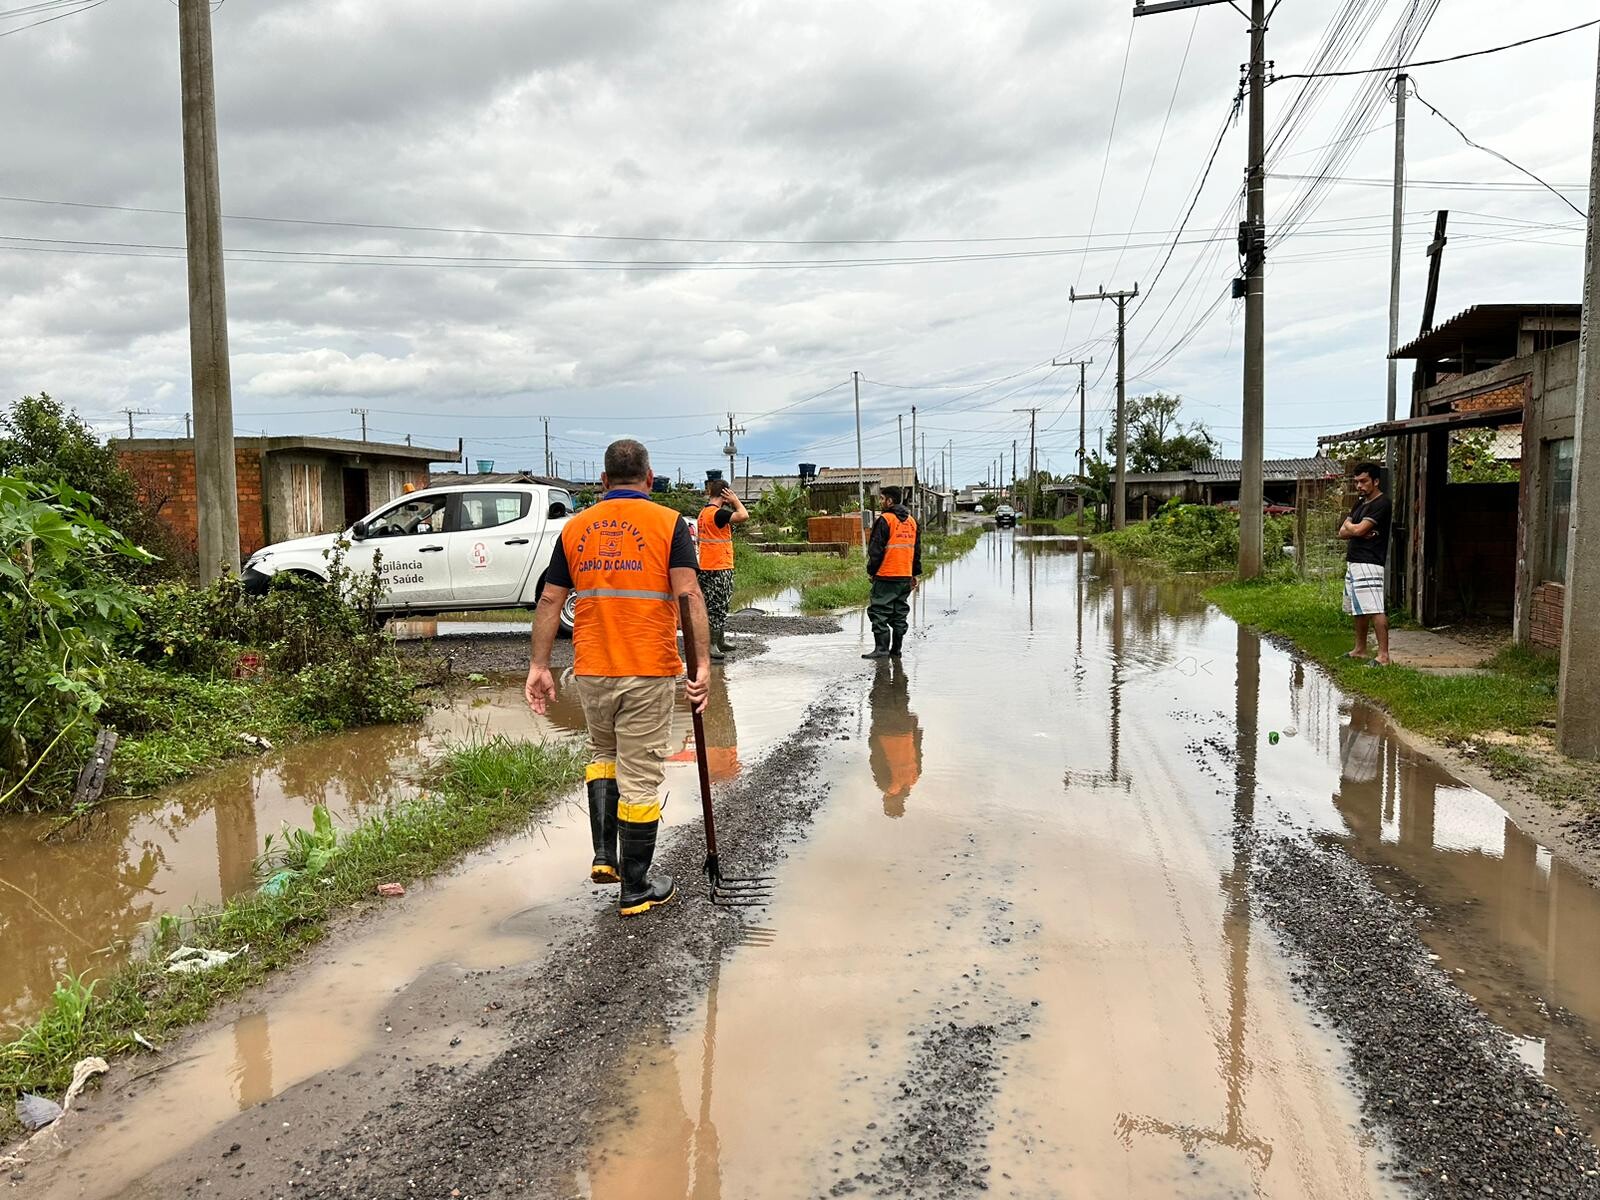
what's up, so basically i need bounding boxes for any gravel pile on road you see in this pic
[829,1011,1030,1198]
[726,606,841,637]
[1255,835,1600,1198]
[289,694,848,1200]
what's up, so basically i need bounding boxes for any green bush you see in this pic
[1096,502,1292,575]
[0,476,153,804]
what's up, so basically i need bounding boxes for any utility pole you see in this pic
[852,372,866,534]
[1385,72,1409,482]
[184,412,193,439]
[720,411,746,493]
[121,408,153,439]
[1136,0,1267,576]
[1070,284,1138,529]
[350,407,369,441]
[911,405,919,519]
[1054,356,1093,531]
[898,413,905,477]
[179,0,240,581]
[921,432,928,519]
[1012,441,1017,494]
[1558,34,1600,759]
[1013,406,1041,520]
[542,416,551,476]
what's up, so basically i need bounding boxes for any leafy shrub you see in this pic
[0,476,152,803]
[1097,502,1293,575]
[751,481,811,538]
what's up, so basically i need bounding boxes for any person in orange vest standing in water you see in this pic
[861,485,921,659]
[697,478,748,661]
[525,438,711,918]
[868,659,922,818]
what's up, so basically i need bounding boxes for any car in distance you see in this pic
[994,503,1017,528]
[242,482,578,634]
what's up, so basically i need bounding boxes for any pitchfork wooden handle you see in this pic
[678,595,719,858]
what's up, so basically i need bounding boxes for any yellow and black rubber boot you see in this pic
[585,763,620,885]
[617,795,675,917]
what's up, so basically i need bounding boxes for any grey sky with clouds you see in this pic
[1,0,1594,483]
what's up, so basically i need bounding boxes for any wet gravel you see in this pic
[284,694,848,1200]
[1255,834,1600,1198]
[829,1011,1031,1198]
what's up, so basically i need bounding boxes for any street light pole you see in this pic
[853,371,866,536]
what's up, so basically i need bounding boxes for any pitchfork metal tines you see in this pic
[679,596,773,908]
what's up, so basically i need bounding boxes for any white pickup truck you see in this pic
[242,482,579,633]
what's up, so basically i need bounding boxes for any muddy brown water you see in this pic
[19,531,1600,1198]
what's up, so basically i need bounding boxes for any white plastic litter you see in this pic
[61,1056,108,1109]
[164,944,246,974]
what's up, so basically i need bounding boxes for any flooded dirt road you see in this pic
[22,532,1600,1198]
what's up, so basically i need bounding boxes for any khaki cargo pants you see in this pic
[575,674,677,823]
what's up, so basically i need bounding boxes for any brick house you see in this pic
[115,435,459,560]
[1320,303,1581,651]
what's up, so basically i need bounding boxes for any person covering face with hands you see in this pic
[525,438,712,918]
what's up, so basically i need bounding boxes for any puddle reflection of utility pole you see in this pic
[1110,565,1124,785]
[1073,543,1085,695]
[214,784,260,901]
[1114,626,1272,1188]
[230,1010,273,1111]
[1027,546,1035,631]
[688,964,724,1200]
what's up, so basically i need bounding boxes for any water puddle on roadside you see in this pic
[24,650,833,1200]
[578,541,1600,1197]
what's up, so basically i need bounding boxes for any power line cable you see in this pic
[1409,82,1589,219]
[0,0,107,37]
[1270,18,1600,81]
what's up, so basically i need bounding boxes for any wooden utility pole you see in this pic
[121,408,153,438]
[852,373,866,532]
[1558,34,1600,759]
[1385,73,1409,481]
[1070,285,1138,529]
[542,416,551,476]
[911,405,919,519]
[1055,356,1092,530]
[1013,406,1041,519]
[350,407,369,441]
[179,0,240,581]
[1420,211,1450,334]
[1136,0,1267,577]
[720,412,745,493]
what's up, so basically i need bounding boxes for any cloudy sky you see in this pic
[1,0,1594,485]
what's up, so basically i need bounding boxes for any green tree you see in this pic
[0,394,182,576]
[1449,428,1520,484]
[1323,438,1385,464]
[1125,392,1218,473]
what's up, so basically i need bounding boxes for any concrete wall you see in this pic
[1513,342,1580,649]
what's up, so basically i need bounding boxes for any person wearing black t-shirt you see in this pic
[1338,462,1393,665]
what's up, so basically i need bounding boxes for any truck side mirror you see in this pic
[351,520,369,539]
[547,501,568,519]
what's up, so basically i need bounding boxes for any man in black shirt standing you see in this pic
[1338,462,1393,665]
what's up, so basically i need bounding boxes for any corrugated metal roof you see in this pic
[1392,303,1581,361]
[1191,456,1342,482]
[812,467,919,488]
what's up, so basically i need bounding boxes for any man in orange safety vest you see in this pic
[525,439,712,918]
[861,486,922,660]
[697,478,748,660]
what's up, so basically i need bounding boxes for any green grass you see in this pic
[1206,577,1557,741]
[0,735,584,1123]
[731,539,856,608]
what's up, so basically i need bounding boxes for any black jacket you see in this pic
[866,505,922,578]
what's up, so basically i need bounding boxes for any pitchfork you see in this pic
[680,597,772,907]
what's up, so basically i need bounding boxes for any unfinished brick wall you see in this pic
[1530,582,1565,650]
[117,447,268,558]
[1450,377,1529,413]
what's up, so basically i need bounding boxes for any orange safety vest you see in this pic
[697,504,734,571]
[879,731,920,796]
[562,496,683,677]
[877,512,917,578]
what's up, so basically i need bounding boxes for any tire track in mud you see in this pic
[244,693,852,1200]
[1254,835,1600,1198]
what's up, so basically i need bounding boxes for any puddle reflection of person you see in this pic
[669,674,740,783]
[868,659,922,817]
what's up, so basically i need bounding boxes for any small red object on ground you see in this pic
[376,883,405,898]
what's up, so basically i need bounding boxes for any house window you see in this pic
[288,462,323,536]
[1545,438,1574,583]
